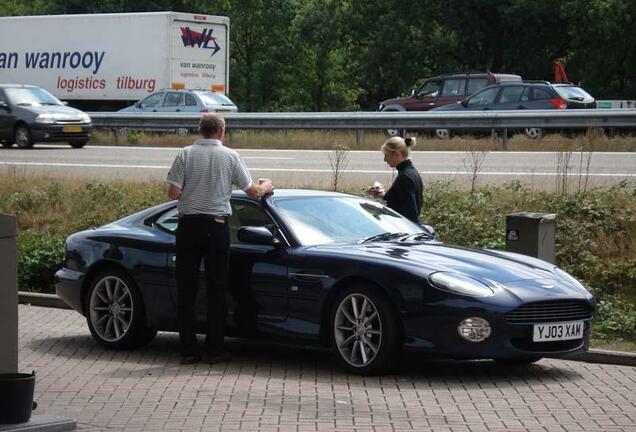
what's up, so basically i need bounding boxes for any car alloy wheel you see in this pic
[86,270,156,349]
[89,275,134,343]
[331,285,401,375]
[14,126,33,149]
[525,128,543,139]
[334,293,382,368]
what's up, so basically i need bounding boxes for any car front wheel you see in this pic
[524,128,543,139]
[86,269,156,349]
[331,285,401,375]
[70,141,87,149]
[14,125,33,149]
[435,128,451,139]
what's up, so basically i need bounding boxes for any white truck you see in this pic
[0,11,230,111]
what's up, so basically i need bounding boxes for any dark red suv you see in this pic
[378,72,522,136]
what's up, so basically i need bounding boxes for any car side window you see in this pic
[440,79,466,97]
[229,200,276,244]
[466,87,500,107]
[185,94,197,106]
[520,87,531,102]
[0,89,8,104]
[163,92,184,107]
[499,86,524,103]
[532,88,553,100]
[416,80,441,97]
[141,92,164,108]
[466,78,489,95]
[155,208,179,233]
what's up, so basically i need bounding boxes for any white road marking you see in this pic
[1,161,634,177]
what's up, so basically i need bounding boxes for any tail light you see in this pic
[200,108,208,112]
[550,98,567,109]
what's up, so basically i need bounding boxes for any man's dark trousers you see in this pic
[176,216,230,357]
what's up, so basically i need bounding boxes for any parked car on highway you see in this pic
[0,84,92,149]
[55,189,595,375]
[378,72,522,136]
[118,89,238,114]
[431,82,597,138]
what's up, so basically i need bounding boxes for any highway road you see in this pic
[1,144,635,190]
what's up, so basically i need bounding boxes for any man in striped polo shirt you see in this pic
[166,113,273,365]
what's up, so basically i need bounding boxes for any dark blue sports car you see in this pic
[55,190,595,374]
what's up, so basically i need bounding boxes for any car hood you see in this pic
[309,242,589,298]
[23,104,86,116]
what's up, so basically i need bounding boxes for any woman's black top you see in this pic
[384,159,423,223]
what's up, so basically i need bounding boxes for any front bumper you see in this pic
[30,123,92,142]
[54,267,86,315]
[402,305,594,359]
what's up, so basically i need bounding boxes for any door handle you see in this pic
[176,109,181,112]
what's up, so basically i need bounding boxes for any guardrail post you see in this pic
[356,129,364,147]
[500,128,508,150]
[0,214,18,373]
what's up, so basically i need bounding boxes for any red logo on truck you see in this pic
[180,27,220,56]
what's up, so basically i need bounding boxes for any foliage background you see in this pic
[1,0,635,111]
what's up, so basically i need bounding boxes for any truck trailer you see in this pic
[0,11,230,111]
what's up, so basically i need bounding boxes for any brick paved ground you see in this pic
[18,304,636,432]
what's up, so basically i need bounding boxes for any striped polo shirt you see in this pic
[166,139,252,216]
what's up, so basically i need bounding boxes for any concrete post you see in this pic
[0,214,18,373]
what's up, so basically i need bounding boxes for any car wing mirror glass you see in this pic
[237,226,280,246]
[461,99,468,107]
[420,224,437,239]
[0,101,8,110]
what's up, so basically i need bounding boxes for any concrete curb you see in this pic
[18,292,636,367]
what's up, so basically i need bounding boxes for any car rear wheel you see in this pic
[331,284,401,375]
[435,128,451,139]
[524,128,543,139]
[2,141,12,148]
[14,125,33,149]
[70,141,87,149]
[86,269,156,349]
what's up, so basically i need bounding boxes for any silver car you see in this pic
[118,89,238,114]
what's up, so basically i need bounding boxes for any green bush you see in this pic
[592,296,636,341]
[17,230,65,293]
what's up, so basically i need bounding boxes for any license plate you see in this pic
[533,321,583,342]
[63,126,82,133]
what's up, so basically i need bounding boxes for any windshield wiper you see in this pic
[399,232,435,241]
[360,232,408,243]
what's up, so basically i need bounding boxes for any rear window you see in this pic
[554,86,594,101]
[198,92,235,106]
[440,79,466,97]
[532,88,554,100]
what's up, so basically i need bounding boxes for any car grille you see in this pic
[505,300,593,324]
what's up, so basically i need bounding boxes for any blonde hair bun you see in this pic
[404,137,416,148]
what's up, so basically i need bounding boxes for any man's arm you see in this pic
[244,178,273,198]
[167,184,182,200]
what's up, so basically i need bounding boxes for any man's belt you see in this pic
[179,214,227,224]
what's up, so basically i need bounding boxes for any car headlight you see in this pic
[553,267,590,293]
[79,114,91,123]
[429,272,495,297]
[35,113,56,124]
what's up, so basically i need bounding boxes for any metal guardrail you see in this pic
[88,109,636,131]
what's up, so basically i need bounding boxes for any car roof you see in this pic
[232,189,355,199]
[0,84,39,89]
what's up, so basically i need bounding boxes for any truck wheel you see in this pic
[14,125,33,149]
[70,141,87,149]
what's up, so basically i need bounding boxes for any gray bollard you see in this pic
[506,212,556,264]
[0,214,18,373]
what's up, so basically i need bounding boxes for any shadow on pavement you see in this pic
[26,332,582,385]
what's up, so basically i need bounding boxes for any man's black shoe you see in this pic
[180,354,202,365]
[207,350,232,365]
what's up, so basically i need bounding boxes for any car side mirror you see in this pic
[410,89,416,96]
[62,101,68,106]
[461,99,468,107]
[420,224,438,239]
[135,102,141,108]
[237,226,281,246]
[0,101,9,111]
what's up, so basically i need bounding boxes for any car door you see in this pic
[139,92,165,112]
[159,200,291,334]
[158,92,184,112]
[408,79,442,111]
[0,89,15,141]
[434,78,467,109]
[464,86,501,110]
[495,85,526,110]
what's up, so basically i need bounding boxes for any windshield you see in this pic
[198,92,235,106]
[5,87,62,106]
[271,196,423,246]
[555,86,593,101]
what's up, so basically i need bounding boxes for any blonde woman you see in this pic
[368,136,423,223]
